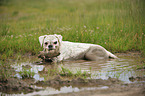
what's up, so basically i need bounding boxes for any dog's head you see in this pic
[39,34,62,52]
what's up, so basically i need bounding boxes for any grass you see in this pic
[46,66,91,79]
[0,61,13,81]
[0,0,145,60]
[136,63,145,70]
[60,66,91,78]
[18,68,35,79]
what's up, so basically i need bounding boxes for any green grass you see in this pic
[45,66,91,79]
[19,68,35,79]
[0,0,145,60]
[0,61,13,81]
[60,66,91,78]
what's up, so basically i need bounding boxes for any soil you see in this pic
[35,76,121,89]
[51,83,145,96]
[115,51,142,57]
[34,76,145,96]
[0,76,145,96]
[0,78,36,94]
[0,51,145,96]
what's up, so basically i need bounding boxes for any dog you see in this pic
[39,34,117,62]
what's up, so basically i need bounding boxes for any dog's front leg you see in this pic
[51,57,58,62]
[44,48,48,53]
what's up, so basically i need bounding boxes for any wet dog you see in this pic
[39,34,117,62]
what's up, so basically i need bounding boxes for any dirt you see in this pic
[115,51,142,57]
[129,76,145,82]
[38,51,60,62]
[0,75,120,95]
[34,76,145,96]
[35,76,121,89]
[51,83,145,96]
[0,62,39,94]
[0,51,145,96]
[0,76,144,96]
[0,78,36,94]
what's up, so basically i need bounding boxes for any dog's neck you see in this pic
[51,46,61,57]
[55,46,60,54]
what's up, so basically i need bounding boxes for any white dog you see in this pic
[39,34,117,62]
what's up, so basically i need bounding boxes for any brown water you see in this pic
[10,55,145,95]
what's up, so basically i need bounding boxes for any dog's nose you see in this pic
[48,45,53,48]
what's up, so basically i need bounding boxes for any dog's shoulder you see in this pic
[59,41,93,59]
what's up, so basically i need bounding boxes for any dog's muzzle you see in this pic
[48,45,53,50]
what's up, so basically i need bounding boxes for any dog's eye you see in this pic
[54,41,57,44]
[45,42,48,45]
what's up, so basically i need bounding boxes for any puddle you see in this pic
[7,55,145,95]
[24,85,109,96]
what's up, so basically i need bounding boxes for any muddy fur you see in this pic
[38,50,60,61]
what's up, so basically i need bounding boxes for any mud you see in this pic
[0,78,35,94]
[0,51,145,96]
[1,77,144,96]
[32,75,145,96]
[51,83,145,96]
[129,76,145,82]
[35,76,121,89]
[38,51,60,62]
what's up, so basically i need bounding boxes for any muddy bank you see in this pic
[51,82,145,96]
[0,76,121,95]
[0,51,145,95]
[129,76,145,82]
[0,60,36,94]
[35,76,121,89]
[0,78,37,94]
[115,51,142,57]
[1,77,144,96]
[34,76,145,96]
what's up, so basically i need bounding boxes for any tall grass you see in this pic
[0,0,144,59]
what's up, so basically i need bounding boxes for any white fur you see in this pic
[57,41,117,61]
[39,34,117,62]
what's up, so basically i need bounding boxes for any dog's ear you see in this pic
[54,34,62,44]
[39,35,47,47]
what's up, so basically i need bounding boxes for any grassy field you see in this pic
[0,0,145,60]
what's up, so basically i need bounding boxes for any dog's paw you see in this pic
[48,50,60,58]
[38,51,60,60]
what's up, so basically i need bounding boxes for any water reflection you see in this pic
[13,56,144,83]
[12,55,144,95]
[24,85,108,96]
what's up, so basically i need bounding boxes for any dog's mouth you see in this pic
[48,48,56,52]
[48,48,54,51]
[44,48,55,52]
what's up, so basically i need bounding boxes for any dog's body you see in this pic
[39,34,117,62]
[57,41,117,61]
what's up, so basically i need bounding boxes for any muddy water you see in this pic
[11,55,144,95]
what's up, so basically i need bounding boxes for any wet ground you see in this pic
[0,52,145,96]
